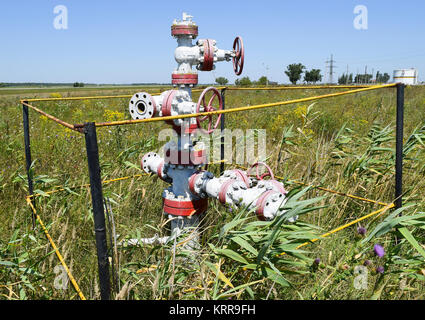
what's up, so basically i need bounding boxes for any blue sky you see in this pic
[0,0,424,84]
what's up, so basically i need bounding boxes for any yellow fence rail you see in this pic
[25,197,86,300]
[19,84,396,132]
[86,83,397,128]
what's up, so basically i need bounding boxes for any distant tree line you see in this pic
[73,82,85,87]
[225,62,390,86]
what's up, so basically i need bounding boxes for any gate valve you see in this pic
[196,86,223,134]
[195,37,244,76]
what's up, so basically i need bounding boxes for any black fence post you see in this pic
[220,88,226,175]
[395,83,405,210]
[22,101,35,228]
[84,122,111,300]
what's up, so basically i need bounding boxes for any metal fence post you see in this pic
[22,100,35,228]
[395,83,405,210]
[220,88,226,175]
[84,122,111,300]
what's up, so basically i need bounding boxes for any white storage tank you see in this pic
[393,68,418,85]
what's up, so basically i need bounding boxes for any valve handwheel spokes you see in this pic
[232,36,244,76]
[247,162,275,180]
[196,87,223,134]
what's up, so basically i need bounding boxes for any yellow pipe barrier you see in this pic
[27,173,148,199]
[287,178,390,207]
[19,84,395,131]
[89,83,396,128]
[276,203,395,257]
[225,85,372,91]
[25,197,86,300]
[22,94,145,103]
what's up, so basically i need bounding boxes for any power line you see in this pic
[325,54,337,84]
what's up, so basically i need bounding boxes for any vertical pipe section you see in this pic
[395,83,405,210]
[220,88,226,175]
[84,122,111,300]
[22,101,35,228]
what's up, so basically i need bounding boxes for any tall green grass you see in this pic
[1,86,425,299]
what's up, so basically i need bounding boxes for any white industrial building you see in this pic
[393,68,419,85]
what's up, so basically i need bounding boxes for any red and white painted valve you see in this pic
[187,168,288,221]
[170,13,244,85]
[127,14,290,251]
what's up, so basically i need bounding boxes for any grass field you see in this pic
[1,84,425,300]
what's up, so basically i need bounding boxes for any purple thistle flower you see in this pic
[357,227,367,235]
[376,266,385,274]
[363,260,371,266]
[373,244,385,258]
[313,258,321,265]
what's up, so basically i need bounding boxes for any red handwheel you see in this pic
[232,36,244,76]
[196,87,223,134]
[247,162,275,180]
